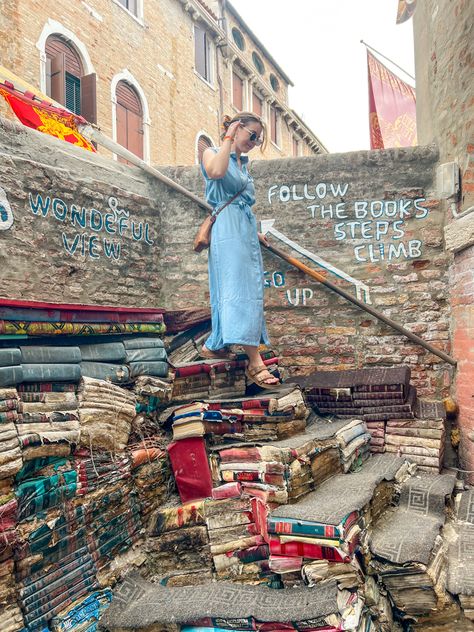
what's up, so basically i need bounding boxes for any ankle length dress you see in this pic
[201,150,270,349]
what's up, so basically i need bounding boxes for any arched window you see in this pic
[197,134,213,163]
[115,80,144,161]
[45,34,96,122]
[232,27,245,51]
[252,52,265,75]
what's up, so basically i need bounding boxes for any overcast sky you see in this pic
[230,0,416,153]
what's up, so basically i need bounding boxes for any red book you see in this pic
[251,497,270,541]
[167,437,213,503]
[268,537,350,563]
[211,482,242,500]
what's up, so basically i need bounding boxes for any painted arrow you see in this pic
[260,219,372,304]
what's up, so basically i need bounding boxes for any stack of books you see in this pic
[170,386,307,445]
[385,417,446,472]
[335,418,371,473]
[205,496,271,584]
[265,455,410,586]
[78,376,136,452]
[17,388,80,461]
[0,387,22,479]
[208,415,346,508]
[146,498,212,583]
[289,367,415,422]
[129,439,172,525]
[369,472,457,622]
[365,420,385,453]
[170,353,279,403]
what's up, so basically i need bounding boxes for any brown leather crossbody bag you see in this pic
[193,185,247,253]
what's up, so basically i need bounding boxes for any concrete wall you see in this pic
[0,117,453,399]
[414,0,474,480]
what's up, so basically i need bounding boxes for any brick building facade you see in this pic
[414,0,474,481]
[0,0,327,166]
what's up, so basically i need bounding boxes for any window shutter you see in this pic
[116,102,128,161]
[65,73,81,114]
[50,53,66,105]
[80,73,97,124]
[116,81,144,162]
[197,135,212,163]
[46,37,82,77]
[252,92,263,117]
[46,36,84,110]
[195,25,209,80]
[232,72,243,110]
[293,137,299,156]
[270,106,278,144]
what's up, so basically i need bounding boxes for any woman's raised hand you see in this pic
[225,120,242,141]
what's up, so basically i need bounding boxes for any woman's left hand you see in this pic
[258,232,269,247]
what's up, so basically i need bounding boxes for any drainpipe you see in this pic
[215,0,227,130]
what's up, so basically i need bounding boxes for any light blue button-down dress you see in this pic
[201,150,270,349]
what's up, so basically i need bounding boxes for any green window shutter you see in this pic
[65,72,81,114]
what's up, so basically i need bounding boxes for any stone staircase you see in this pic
[102,425,474,632]
[3,346,472,632]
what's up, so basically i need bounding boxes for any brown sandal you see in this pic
[200,346,237,360]
[245,365,280,390]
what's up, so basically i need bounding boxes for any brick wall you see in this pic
[414,0,474,167]
[0,0,320,166]
[414,0,474,480]
[451,246,474,480]
[164,145,453,397]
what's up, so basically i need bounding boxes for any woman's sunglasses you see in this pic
[240,124,263,146]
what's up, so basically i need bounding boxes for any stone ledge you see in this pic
[444,212,474,253]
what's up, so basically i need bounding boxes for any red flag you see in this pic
[367,51,417,150]
[0,81,95,152]
[396,0,417,24]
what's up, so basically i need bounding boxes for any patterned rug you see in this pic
[447,489,474,596]
[271,454,407,525]
[101,574,339,627]
[370,473,456,565]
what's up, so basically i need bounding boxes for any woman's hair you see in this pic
[221,112,267,151]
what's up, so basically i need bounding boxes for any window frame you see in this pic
[292,135,300,157]
[231,27,245,51]
[111,70,151,164]
[270,105,281,148]
[195,132,215,164]
[232,68,245,111]
[111,0,144,23]
[44,35,97,121]
[37,20,95,100]
[252,52,265,75]
[252,89,264,118]
[194,23,214,87]
[270,73,280,93]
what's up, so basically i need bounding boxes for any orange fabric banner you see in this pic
[367,52,417,150]
[396,0,417,24]
[0,81,95,152]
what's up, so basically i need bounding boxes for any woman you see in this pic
[200,112,279,389]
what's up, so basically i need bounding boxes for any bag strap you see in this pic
[209,183,247,225]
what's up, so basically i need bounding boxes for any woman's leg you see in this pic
[243,345,279,385]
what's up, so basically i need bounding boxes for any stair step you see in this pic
[102,576,355,629]
[271,453,409,526]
